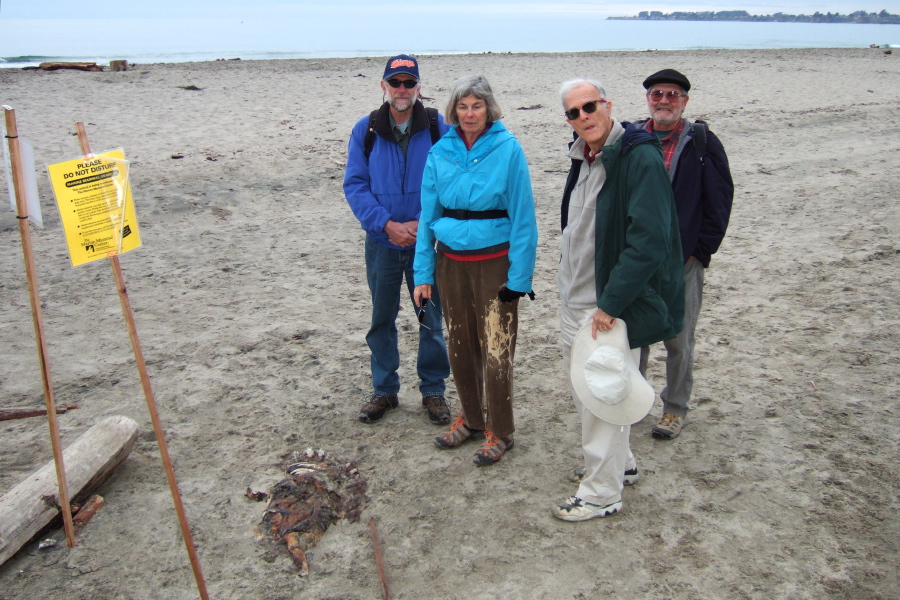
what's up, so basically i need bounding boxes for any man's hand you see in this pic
[384,220,417,247]
[591,308,616,338]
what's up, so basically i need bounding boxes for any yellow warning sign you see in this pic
[47,148,142,267]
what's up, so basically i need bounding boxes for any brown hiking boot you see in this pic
[434,415,484,449]
[652,413,685,439]
[358,393,399,423]
[422,395,451,424]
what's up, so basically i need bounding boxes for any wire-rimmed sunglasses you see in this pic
[564,98,608,120]
[416,298,443,330]
[386,78,418,89]
[648,90,685,102]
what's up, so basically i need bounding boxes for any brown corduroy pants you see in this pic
[436,252,518,438]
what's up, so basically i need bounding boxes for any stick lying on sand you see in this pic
[369,517,390,600]
[72,495,105,531]
[0,405,79,422]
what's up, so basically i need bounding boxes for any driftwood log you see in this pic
[0,415,139,566]
[38,62,104,72]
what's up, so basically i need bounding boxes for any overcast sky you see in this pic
[3,1,898,19]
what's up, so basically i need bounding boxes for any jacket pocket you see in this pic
[622,286,674,347]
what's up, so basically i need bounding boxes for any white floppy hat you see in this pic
[570,320,655,426]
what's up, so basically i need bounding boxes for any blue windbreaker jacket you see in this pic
[343,101,450,249]
[414,121,538,294]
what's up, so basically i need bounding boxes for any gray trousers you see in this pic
[640,258,705,418]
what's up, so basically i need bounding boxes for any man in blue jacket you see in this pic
[343,55,451,425]
[635,69,734,440]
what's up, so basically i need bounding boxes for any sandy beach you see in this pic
[1,48,898,599]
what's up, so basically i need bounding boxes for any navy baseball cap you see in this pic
[383,54,420,80]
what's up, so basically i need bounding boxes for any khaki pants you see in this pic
[437,253,518,438]
[560,305,638,505]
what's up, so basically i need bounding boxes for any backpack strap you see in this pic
[426,107,440,145]
[363,109,379,160]
[692,121,708,165]
[560,158,582,232]
[364,106,441,160]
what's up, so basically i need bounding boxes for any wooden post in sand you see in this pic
[74,123,210,600]
[3,107,77,548]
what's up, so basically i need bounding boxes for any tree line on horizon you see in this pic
[610,10,899,24]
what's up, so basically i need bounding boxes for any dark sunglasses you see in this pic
[564,98,608,120]
[417,298,442,329]
[386,78,418,89]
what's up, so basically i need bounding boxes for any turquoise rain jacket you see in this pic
[414,121,538,294]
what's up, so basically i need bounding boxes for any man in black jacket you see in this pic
[634,69,734,440]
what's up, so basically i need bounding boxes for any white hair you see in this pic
[559,79,607,107]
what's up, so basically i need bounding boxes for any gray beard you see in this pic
[651,109,681,127]
[390,96,416,112]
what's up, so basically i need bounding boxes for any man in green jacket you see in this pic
[553,78,684,521]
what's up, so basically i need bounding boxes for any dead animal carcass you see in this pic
[257,448,368,576]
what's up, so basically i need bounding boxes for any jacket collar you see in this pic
[611,121,658,155]
[373,100,430,139]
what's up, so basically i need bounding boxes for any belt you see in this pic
[442,208,509,220]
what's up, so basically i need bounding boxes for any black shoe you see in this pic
[359,394,399,423]
[422,395,451,424]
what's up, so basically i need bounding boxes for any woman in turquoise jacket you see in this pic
[413,75,538,466]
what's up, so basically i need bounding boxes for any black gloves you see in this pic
[498,286,536,303]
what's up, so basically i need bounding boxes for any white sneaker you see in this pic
[552,496,622,521]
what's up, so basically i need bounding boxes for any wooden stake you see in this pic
[369,517,390,600]
[75,122,210,600]
[3,107,77,548]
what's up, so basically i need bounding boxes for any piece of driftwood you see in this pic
[109,60,128,72]
[0,405,78,422]
[369,517,390,600]
[0,415,139,566]
[72,494,105,530]
[38,62,104,72]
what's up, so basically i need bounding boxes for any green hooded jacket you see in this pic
[591,122,685,348]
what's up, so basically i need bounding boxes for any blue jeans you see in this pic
[365,235,450,397]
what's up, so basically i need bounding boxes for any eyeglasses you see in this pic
[648,90,685,102]
[416,298,443,330]
[386,78,418,89]
[564,99,608,120]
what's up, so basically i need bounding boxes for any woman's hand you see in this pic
[591,308,616,338]
[413,284,432,308]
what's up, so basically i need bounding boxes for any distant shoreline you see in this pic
[609,10,900,24]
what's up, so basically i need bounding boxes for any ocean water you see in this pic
[1,17,898,67]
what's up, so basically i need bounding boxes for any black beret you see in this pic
[643,69,691,92]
